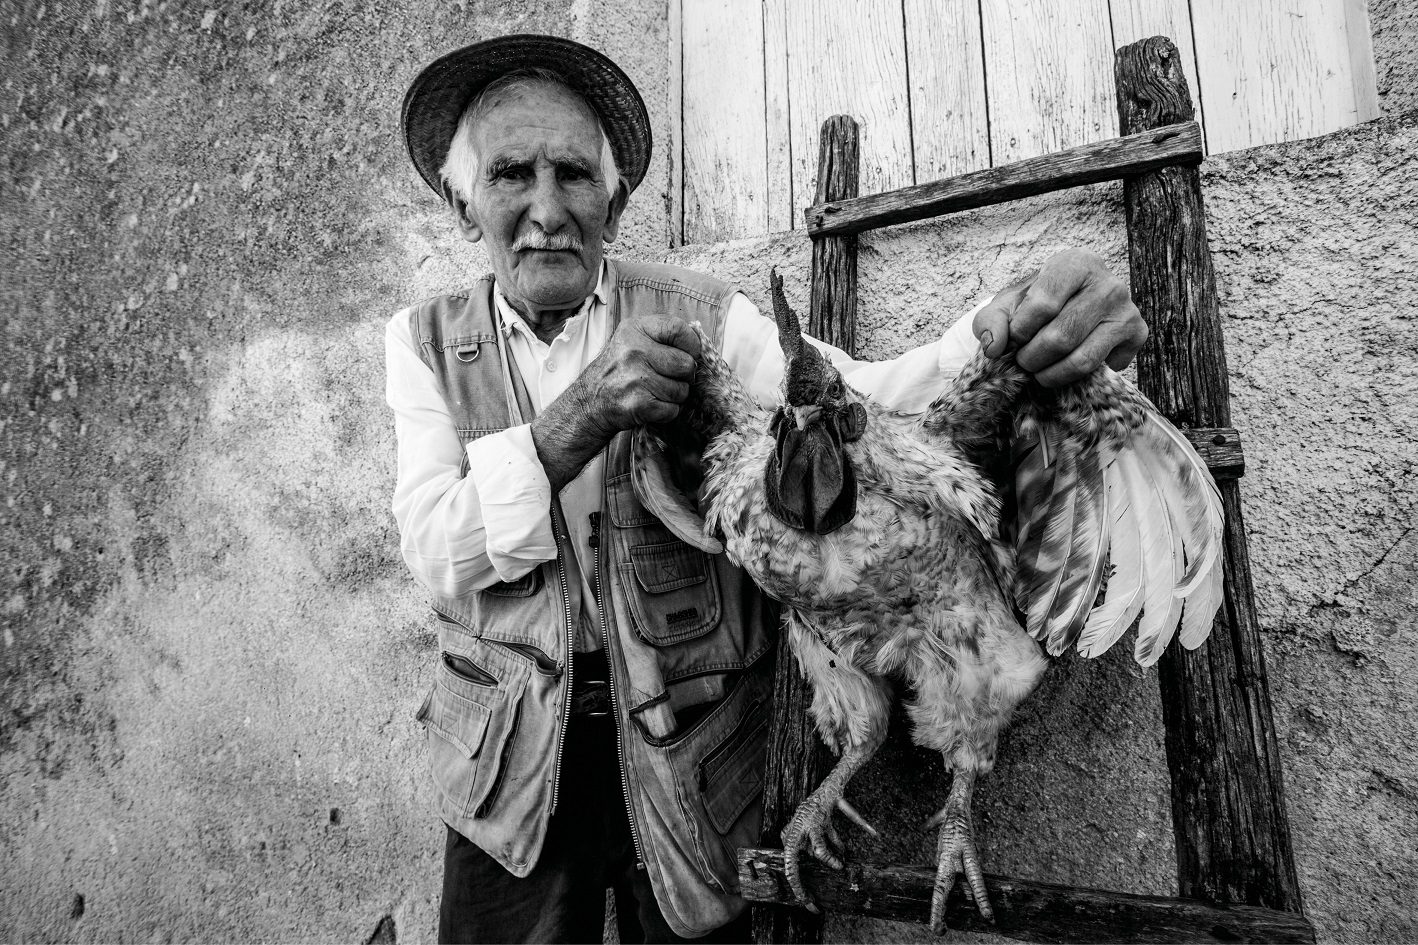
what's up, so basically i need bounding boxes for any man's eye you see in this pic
[494,165,530,182]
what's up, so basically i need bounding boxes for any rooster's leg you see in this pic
[781,610,892,911]
[781,741,881,911]
[925,768,989,934]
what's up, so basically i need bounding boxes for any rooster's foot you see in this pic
[925,774,991,934]
[781,789,846,912]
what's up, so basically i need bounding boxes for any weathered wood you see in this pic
[752,115,859,945]
[903,0,990,181]
[1182,426,1244,480]
[1188,0,1378,154]
[980,0,1116,165]
[681,0,769,242]
[739,849,1317,945]
[773,0,912,216]
[762,0,792,233]
[1116,36,1305,914]
[1107,0,1207,149]
[805,121,1201,237]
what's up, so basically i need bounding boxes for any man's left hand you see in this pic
[972,248,1148,388]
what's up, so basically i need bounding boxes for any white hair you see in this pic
[440,68,623,203]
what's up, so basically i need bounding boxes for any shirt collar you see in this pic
[494,261,609,340]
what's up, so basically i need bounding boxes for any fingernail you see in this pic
[980,330,993,351]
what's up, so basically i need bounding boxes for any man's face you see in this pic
[455,81,626,316]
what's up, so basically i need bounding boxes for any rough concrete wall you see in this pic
[0,0,668,941]
[668,112,1418,944]
[1371,0,1418,117]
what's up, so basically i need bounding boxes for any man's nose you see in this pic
[527,172,571,232]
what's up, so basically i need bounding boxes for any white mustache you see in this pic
[513,230,583,253]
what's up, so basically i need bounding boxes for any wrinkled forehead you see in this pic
[469,79,606,162]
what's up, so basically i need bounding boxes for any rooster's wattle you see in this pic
[631,271,1223,933]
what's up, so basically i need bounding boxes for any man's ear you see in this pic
[601,181,629,244]
[450,192,483,244]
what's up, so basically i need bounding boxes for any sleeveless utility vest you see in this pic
[407,259,779,937]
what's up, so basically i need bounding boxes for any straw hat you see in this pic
[401,34,652,202]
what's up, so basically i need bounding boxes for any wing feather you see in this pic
[630,426,725,554]
[1077,462,1145,657]
[1122,450,1186,666]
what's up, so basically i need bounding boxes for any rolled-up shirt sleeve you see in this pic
[385,311,556,598]
[719,292,988,412]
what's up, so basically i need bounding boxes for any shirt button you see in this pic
[546,360,558,373]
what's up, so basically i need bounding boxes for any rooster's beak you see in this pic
[792,404,823,430]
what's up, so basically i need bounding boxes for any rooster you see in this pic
[631,270,1223,934]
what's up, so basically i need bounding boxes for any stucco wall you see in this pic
[2,3,1415,945]
[1371,0,1418,117]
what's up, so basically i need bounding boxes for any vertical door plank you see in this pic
[682,0,769,243]
[668,0,684,246]
[1190,0,1377,154]
[980,0,1116,164]
[764,0,793,233]
[904,0,991,182]
[1108,0,1207,151]
[1344,0,1380,123]
[775,0,913,220]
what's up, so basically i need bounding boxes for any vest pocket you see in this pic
[418,645,529,819]
[624,541,722,645]
[698,699,768,834]
[653,656,772,892]
[607,473,723,647]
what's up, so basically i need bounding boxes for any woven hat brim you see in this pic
[402,34,651,202]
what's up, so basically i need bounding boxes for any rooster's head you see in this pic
[769,268,864,436]
[763,269,864,535]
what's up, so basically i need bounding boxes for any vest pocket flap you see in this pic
[698,702,768,834]
[629,541,709,594]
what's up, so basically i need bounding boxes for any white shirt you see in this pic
[385,263,984,650]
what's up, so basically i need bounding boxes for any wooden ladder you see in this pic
[741,37,1313,945]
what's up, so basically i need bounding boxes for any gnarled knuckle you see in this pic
[1067,347,1101,376]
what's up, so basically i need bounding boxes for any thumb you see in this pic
[971,296,1011,358]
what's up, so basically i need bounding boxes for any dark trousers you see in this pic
[439,712,751,944]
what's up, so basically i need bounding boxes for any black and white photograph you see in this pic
[2,1,1414,942]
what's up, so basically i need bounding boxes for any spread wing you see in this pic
[926,350,1224,666]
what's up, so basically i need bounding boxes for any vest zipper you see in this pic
[591,509,646,870]
[548,503,575,814]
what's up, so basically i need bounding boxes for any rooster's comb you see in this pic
[769,268,803,358]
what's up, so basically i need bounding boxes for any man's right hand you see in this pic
[576,315,703,438]
[531,315,702,493]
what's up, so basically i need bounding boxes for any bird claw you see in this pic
[782,789,880,911]
[927,796,993,934]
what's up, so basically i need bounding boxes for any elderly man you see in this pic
[388,34,1146,945]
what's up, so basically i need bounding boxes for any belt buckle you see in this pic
[571,679,611,717]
